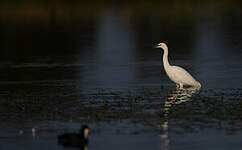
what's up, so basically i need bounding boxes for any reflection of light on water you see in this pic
[95,11,135,89]
[84,145,88,150]
[32,128,36,137]
[78,10,136,91]
[159,87,200,150]
[195,18,226,88]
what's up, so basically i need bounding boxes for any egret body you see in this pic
[154,43,201,88]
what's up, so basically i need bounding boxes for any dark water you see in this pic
[0,1,242,150]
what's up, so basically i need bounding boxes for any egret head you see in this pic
[154,42,168,50]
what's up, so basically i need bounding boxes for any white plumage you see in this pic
[154,42,201,88]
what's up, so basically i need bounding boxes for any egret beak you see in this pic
[153,45,159,48]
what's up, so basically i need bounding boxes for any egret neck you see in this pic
[162,45,170,71]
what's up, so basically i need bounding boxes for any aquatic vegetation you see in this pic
[1,86,242,134]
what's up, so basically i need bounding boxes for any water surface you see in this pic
[0,1,242,150]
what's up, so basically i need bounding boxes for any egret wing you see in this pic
[170,66,198,85]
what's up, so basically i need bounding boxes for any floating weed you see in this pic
[1,88,242,134]
[221,93,225,101]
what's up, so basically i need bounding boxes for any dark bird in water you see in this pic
[58,125,89,149]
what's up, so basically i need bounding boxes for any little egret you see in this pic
[154,42,201,88]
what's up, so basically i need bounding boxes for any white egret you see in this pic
[154,42,201,89]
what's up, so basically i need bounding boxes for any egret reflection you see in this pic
[159,87,201,150]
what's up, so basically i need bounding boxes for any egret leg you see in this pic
[179,83,183,89]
